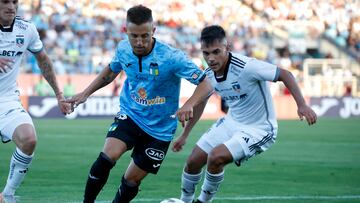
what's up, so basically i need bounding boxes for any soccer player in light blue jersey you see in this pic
[66,5,212,203]
[173,25,317,203]
[0,0,71,202]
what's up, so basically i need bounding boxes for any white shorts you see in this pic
[196,115,278,166]
[0,100,34,143]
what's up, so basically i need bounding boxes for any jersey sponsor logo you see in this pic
[16,35,24,47]
[222,93,248,101]
[131,88,166,106]
[0,50,23,57]
[145,148,165,161]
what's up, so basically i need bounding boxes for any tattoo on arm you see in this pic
[36,52,60,94]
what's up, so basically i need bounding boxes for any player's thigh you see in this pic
[132,133,171,175]
[225,129,275,166]
[0,101,34,144]
[105,115,141,161]
[196,117,232,155]
[103,137,127,161]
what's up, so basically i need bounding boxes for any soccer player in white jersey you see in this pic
[173,25,317,203]
[0,0,71,202]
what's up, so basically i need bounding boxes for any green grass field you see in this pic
[1,118,360,203]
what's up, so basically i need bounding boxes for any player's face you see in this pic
[126,21,155,56]
[201,39,229,74]
[0,0,18,26]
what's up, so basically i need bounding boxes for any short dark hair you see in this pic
[200,25,226,45]
[127,5,153,25]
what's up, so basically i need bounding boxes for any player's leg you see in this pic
[112,160,148,203]
[83,116,133,203]
[196,144,231,203]
[83,137,129,203]
[112,130,170,203]
[181,117,230,203]
[180,146,207,203]
[1,107,35,199]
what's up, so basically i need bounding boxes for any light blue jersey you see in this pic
[110,39,205,141]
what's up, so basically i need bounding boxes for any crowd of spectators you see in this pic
[18,0,359,87]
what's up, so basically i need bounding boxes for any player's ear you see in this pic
[226,41,230,51]
[152,26,156,35]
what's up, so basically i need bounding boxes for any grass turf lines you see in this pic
[0,118,359,203]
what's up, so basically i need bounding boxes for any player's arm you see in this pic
[176,78,214,126]
[172,100,207,152]
[66,65,119,107]
[277,68,317,125]
[35,50,71,114]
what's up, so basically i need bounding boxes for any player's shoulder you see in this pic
[154,39,179,53]
[115,39,133,54]
[230,52,251,68]
[154,39,187,60]
[13,16,36,32]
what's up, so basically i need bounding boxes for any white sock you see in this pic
[2,148,33,196]
[180,170,203,203]
[197,170,224,203]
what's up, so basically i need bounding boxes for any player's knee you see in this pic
[207,151,227,168]
[185,156,203,173]
[15,133,37,154]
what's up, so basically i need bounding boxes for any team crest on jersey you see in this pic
[231,81,241,92]
[16,35,24,47]
[149,62,159,75]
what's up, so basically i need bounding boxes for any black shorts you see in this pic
[106,114,171,174]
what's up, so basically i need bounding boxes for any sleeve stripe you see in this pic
[273,67,281,82]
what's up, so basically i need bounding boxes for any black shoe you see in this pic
[193,199,203,203]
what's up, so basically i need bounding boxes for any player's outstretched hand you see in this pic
[64,92,89,112]
[56,92,72,115]
[172,135,187,152]
[297,104,317,125]
[175,103,193,127]
[0,58,14,73]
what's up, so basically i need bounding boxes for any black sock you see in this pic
[83,152,115,203]
[112,176,139,203]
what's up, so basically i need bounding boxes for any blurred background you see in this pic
[15,0,360,119]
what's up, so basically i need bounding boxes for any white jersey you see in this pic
[205,52,279,133]
[0,16,43,102]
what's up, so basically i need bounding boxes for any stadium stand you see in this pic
[16,0,360,97]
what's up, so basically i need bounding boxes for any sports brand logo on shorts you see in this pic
[145,148,165,160]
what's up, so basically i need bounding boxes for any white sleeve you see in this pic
[245,58,280,82]
[27,23,43,53]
